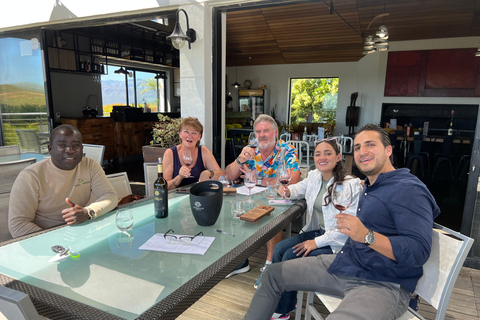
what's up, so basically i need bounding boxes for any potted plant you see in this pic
[143,114,183,162]
[288,122,300,140]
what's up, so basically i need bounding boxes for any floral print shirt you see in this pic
[245,140,299,178]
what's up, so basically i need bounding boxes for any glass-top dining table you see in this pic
[0,189,305,319]
[0,152,50,163]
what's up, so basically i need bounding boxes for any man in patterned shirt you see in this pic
[225,114,300,287]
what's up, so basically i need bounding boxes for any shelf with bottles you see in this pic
[105,41,120,57]
[91,38,105,55]
[77,54,106,74]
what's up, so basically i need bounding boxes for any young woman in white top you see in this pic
[268,138,363,320]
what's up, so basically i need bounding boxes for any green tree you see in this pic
[290,78,338,125]
[139,78,162,110]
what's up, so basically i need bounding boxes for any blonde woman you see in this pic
[163,117,223,189]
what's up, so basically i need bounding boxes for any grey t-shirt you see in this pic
[313,177,328,230]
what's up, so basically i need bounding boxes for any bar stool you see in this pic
[431,136,454,180]
[455,154,470,182]
[388,132,405,168]
[405,135,427,178]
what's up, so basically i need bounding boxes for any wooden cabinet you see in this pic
[114,122,156,158]
[61,117,116,160]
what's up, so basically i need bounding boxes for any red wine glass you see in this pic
[248,132,257,149]
[277,164,291,199]
[331,182,353,230]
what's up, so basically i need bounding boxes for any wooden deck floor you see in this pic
[178,244,480,320]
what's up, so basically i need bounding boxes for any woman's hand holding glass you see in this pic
[182,149,194,178]
[277,184,290,198]
[326,182,353,243]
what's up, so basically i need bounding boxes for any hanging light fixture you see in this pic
[374,1,389,51]
[232,66,241,88]
[375,25,389,39]
[362,9,389,55]
[375,39,389,52]
[114,67,128,75]
[362,35,376,55]
[155,72,167,79]
[166,9,196,50]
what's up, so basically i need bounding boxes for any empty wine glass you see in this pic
[244,170,257,203]
[182,149,194,178]
[265,180,278,199]
[116,209,133,233]
[219,175,230,190]
[277,164,291,199]
[248,132,257,149]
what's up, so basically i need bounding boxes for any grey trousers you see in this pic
[244,255,410,320]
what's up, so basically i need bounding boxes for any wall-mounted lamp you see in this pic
[114,67,128,75]
[155,72,167,79]
[167,9,196,50]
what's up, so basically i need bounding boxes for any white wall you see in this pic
[227,61,357,134]
[227,36,480,136]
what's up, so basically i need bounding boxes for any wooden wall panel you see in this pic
[385,49,480,97]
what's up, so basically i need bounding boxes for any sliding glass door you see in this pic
[0,31,48,146]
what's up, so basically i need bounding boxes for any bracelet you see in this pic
[236,158,245,166]
[172,178,179,187]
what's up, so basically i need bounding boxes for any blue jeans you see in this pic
[272,229,333,314]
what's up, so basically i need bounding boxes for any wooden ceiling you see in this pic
[226,0,480,66]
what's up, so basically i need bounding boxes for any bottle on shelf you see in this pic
[154,157,168,218]
[448,109,455,136]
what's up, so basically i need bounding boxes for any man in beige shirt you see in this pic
[8,124,118,238]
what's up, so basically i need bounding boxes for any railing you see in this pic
[0,112,49,146]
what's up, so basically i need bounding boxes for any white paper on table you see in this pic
[236,185,266,195]
[139,233,215,255]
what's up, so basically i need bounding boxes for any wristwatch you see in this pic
[365,230,375,246]
[87,208,96,220]
[208,169,215,179]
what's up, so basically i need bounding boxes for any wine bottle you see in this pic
[154,157,168,218]
[447,124,453,136]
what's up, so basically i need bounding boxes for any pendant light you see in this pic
[155,72,167,79]
[232,66,241,88]
[114,67,128,75]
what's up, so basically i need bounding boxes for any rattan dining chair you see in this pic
[0,145,21,156]
[0,286,40,319]
[88,172,132,204]
[14,129,49,154]
[0,158,37,194]
[0,157,36,242]
[296,223,474,320]
[143,162,158,197]
[82,144,105,166]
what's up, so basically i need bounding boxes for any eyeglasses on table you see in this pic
[163,229,204,245]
